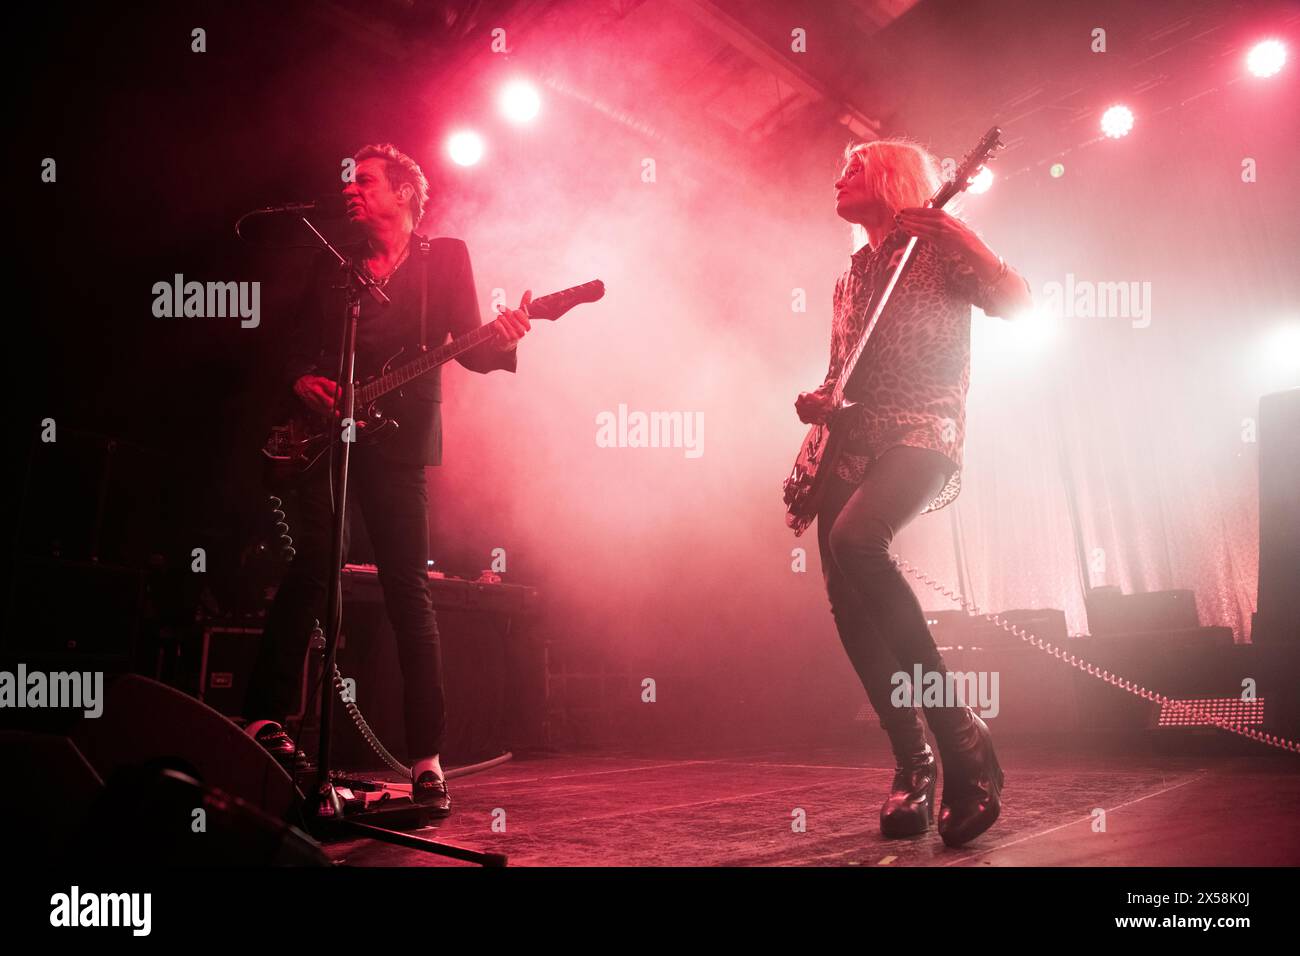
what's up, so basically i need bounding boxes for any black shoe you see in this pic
[879,711,937,838]
[931,708,1005,847]
[246,719,298,773]
[413,771,452,817]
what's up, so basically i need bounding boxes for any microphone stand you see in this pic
[297,216,383,825]
[293,215,505,866]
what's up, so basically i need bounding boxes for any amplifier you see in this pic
[5,560,144,659]
[1068,626,1244,732]
[924,607,1068,649]
[194,571,544,758]
[339,564,540,615]
[280,568,545,764]
[937,645,1080,734]
[197,625,311,722]
[1085,587,1199,637]
[15,430,165,567]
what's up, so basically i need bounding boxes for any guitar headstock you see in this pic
[932,126,1003,209]
[527,279,606,322]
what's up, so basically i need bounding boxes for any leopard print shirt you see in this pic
[822,232,995,514]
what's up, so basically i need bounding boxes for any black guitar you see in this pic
[781,127,1004,535]
[262,279,605,488]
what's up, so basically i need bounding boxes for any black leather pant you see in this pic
[244,450,446,758]
[817,444,964,736]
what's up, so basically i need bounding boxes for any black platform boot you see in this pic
[929,706,1005,847]
[879,710,938,838]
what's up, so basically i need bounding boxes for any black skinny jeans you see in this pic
[244,450,446,758]
[817,444,965,737]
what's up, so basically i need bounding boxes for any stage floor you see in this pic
[321,737,1300,867]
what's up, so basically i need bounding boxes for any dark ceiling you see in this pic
[302,0,1299,178]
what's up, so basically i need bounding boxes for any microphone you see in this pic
[242,195,349,218]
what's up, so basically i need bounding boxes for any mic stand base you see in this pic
[301,791,507,866]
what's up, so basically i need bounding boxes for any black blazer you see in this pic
[284,235,517,466]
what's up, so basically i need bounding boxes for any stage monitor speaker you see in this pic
[1254,387,1300,645]
[0,731,104,860]
[72,764,327,865]
[0,732,325,865]
[69,673,298,822]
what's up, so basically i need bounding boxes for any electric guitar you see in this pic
[262,279,605,489]
[781,127,1004,535]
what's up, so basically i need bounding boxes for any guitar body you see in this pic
[782,406,851,536]
[261,414,331,491]
[260,350,406,491]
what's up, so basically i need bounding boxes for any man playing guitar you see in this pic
[243,143,531,816]
[796,137,1032,846]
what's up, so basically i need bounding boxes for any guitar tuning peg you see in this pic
[268,496,282,508]
[275,521,289,535]
[272,509,286,522]
[282,546,296,561]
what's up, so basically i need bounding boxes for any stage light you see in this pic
[1049,163,1065,178]
[447,130,485,166]
[1247,39,1286,78]
[499,79,541,123]
[1261,322,1300,377]
[1248,320,1300,393]
[967,165,994,194]
[1100,105,1134,139]
[972,306,1058,366]
[1006,306,1058,351]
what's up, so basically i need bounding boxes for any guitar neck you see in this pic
[355,323,498,406]
[352,278,605,406]
[832,230,922,402]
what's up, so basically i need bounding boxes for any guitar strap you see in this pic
[416,234,432,351]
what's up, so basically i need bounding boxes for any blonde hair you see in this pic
[841,138,951,249]
[844,138,942,211]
